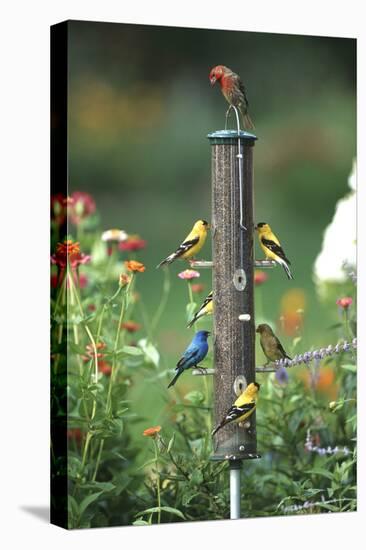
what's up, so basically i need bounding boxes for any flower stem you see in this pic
[153,439,161,524]
[151,267,171,337]
[106,277,133,414]
[344,309,356,361]
[91,439,105,482]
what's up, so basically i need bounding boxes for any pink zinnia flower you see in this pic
[68,191,96,225]
[178,269,200,280]
[336,297,353,309]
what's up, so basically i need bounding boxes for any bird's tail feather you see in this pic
[157,252,178,269]
[277,258,294,280]
[211,420,225,438]
[186,317,195,329]
[243,112,255,130]
[187,311,201,329]
[282,262,294,280]
[167,369,182,389]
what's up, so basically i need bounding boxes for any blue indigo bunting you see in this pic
[167,330,210,388]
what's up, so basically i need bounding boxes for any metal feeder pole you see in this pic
[208,125,258,520]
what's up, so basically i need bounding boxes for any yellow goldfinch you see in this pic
[187,291,213,328]
[255,222,293,280]
[211,382,260,437]
[256,323,291,364]
[157,220,210,268]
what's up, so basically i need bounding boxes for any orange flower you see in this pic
[98,360,112,376]
[299,366,338,399]
[125,260,146,273]
[121,321,142,333]
[143,426,161,438]
[56,239,80,257]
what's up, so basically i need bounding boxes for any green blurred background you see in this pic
[67,21,356,423]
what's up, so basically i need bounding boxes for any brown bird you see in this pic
[209,64,254,129]
[256,324,291,365]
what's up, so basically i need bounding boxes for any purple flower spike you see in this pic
[275,366,289,385]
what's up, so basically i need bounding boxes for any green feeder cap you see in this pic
[207,129,257,146]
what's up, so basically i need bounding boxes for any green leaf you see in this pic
[81,481,115,492]
[68,342,86,354]
[186,302,197,321]
[305,469,334,481]
[138,338,160,367]
[184,390,204,405]
[68,495,79,517]
[341,364,356,373]
[135,506,185,520]
[136,458,158,471]
[116,346,144,357]
[182,492,199,506]
[190,469,204,486]
[167,433,175,453]
[133,519,149,526]
[292,336,302,349]
[79,491,103,517]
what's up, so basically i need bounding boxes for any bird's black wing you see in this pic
[223,402,255,424]
[157,236,200,268]
[198,292,213,313]
[261,237,291,265]
[174,236,200,259]
[275,336,291,360]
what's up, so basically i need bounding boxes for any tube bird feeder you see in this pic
[208,129,259,465]
[208,128,259,520]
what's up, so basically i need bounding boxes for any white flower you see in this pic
[101,228,128,242]
[313,159,356,297]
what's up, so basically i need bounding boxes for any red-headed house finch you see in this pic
[209,65,254,130]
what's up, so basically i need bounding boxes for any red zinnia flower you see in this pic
[119,234,147,252]
[121,321,142,333]
[98,360,112,376]
[191,283,205,294]
[254,270,268,285]
[67,428,83,444]
[51,239,91,286]
[336,297,353,309]
[82,342,106,362]
[79,273,88,288]
[51,274,58,288]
